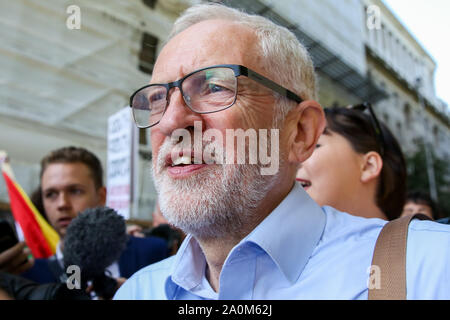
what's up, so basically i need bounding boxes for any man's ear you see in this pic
[97,186,107,206]
[287,100,325,163]
[360,151,383,183]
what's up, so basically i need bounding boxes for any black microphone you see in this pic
[63,206,128,299]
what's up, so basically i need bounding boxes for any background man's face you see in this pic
[401,202,433,219]
[41,162,106,238]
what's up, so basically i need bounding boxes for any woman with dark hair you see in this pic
[296,104,407,220]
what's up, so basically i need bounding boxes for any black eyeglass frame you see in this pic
[347,102,386,157]
[129,64,303,129]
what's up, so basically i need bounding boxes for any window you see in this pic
[403,103,411,122]
[392,92,399,105]
[396,121,402,138]
[138,32,158,75]
[142,0,156,8]
[433,125,439,144]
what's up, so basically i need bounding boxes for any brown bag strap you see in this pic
[368,213,431,300]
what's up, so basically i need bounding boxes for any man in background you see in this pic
[21,146,168,289]
[401,190,441,220]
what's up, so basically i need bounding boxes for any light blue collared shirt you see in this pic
[114,182,450,300]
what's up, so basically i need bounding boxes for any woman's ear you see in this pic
[360,151,383,183]
[287,100,325,163]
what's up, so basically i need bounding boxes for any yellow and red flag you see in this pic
[0,151,59,258]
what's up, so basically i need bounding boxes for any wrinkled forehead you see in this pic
[152,20,262,83]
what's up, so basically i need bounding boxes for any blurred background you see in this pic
[0,0,449,224]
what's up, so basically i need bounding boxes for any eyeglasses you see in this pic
[347,102,385,157]
[129,64,303,129]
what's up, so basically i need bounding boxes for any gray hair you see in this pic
[168,3,317,125]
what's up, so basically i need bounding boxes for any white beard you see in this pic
[152,137,278,239]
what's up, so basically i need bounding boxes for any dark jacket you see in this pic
[21,236,168,284]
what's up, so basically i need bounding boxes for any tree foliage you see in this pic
[405,142,450,218]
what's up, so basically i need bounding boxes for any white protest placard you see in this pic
[106,107,137,220]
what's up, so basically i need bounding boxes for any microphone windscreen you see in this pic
[63,207,128,280]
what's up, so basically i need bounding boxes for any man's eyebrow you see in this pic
[66,184,87,190]
[43,184,86,192]
[42,187,59,195]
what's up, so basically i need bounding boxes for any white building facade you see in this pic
[0,0,448,220]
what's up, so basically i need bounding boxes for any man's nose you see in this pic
[156,87,204,137]
[56,192,71,210]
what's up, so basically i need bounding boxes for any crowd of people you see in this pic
[0,147,182,299]
[1,3,449,300]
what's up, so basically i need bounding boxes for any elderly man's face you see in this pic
[150,20,283,238]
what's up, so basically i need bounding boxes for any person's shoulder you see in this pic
[21,257,57,284]
[114,256,176,300]
[406,219,450,299]
[126,235,168,256]
[409,218,450,231]
[128,235,167,248]
[436,216,450,224]
[407,218,450,251]
[134,254,176,276]
[408,218,450,245]
[320,206,386,242]
[312,207,386,268]
[119,236,170,277]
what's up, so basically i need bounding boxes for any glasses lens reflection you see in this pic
[131,67,238,128]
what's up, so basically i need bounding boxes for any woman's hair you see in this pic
[325,107,407,220]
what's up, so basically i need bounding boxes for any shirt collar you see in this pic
[165,234,205,298]
[243,181,326,283]
[55,241,64,267]
[170,235,206,290]
[166,181,326,297]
